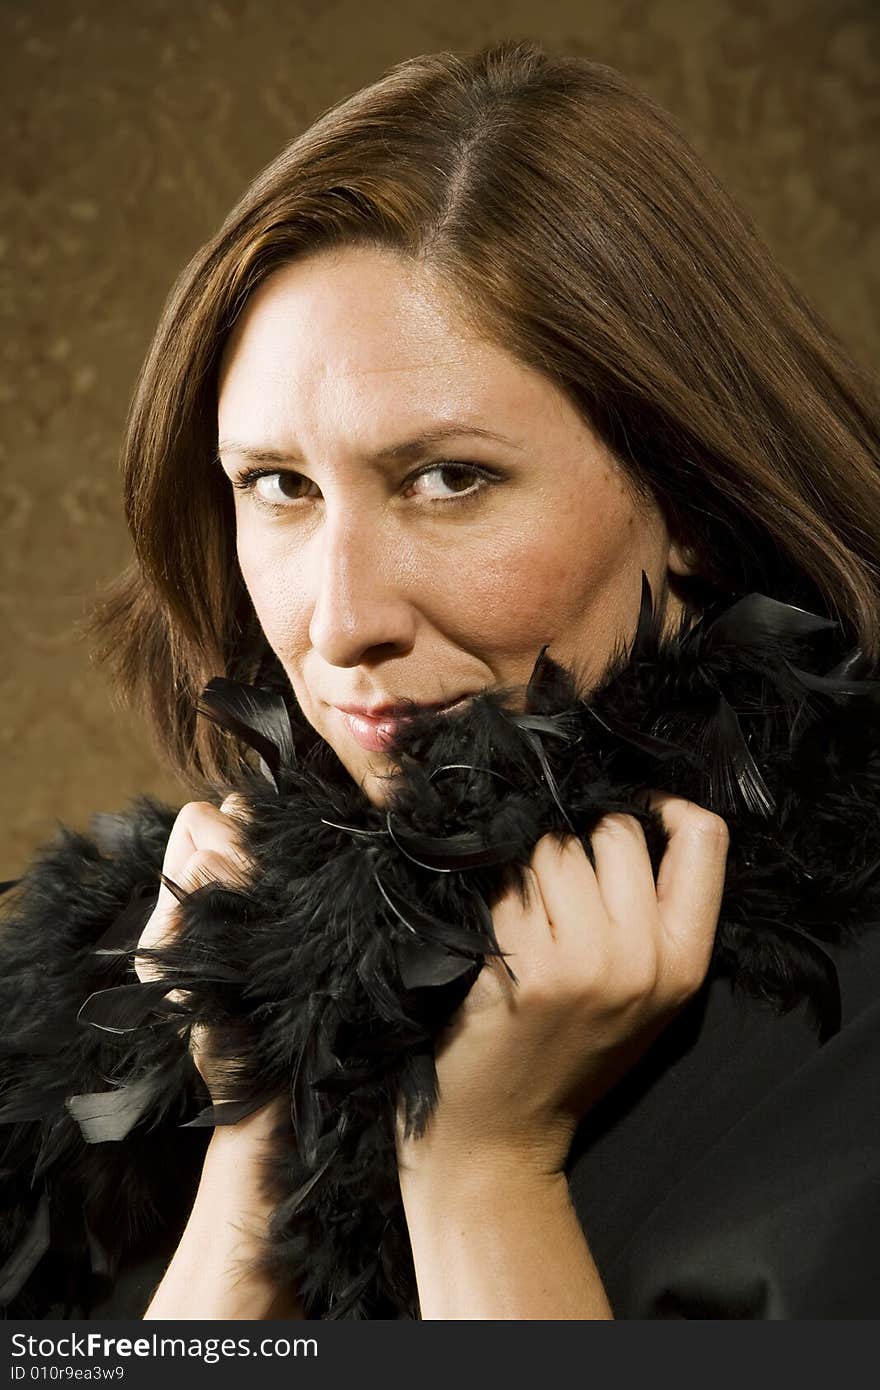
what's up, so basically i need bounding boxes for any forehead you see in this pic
[216,245,574,444]
[220,246,477,379]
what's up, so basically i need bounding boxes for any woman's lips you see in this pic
[335,697,471,752]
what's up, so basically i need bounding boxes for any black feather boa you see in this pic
[3,576,880,1319]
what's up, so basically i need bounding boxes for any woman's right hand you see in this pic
[134,795,257,1099]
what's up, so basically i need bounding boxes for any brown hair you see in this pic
[87,37,880,789]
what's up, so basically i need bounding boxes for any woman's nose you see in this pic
[306,515,417,667]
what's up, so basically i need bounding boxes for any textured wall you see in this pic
[2,0,878,878]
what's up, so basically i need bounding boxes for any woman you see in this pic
[2,38,880,1320]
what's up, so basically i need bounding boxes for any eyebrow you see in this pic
[216,422,524,466]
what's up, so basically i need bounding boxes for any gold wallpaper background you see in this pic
[2,0,878,879]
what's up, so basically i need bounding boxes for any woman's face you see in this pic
[217,245,695,804]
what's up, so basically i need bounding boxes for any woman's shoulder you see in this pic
[569,925,880,1318]
[0,794,203,1321]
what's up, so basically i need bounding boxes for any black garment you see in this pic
[569,928,880,1318]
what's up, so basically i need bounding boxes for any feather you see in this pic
[319,817,387,839]
[427,762,517,789]
[355,936,420,1024]
[781,659,880,699]
[4,579,880,1320]
[273,1150,335,1223]
[196,678,295,788]
[581,702,687,760]
[66,1074,165,1143]
[510,713,577,741]
[325,1262,380,1320]
[708,695,776,818]
[747,919,842,1044]
[385,812,518,872]
[525,643,552,709]
[825,645,871,681]
[811,857,880,912]
[632,568,658,652]
[0,1192,50,1304]
[91,887,157,953]
[394,936,481,989]
[700,592,837,653]
[518,728,577,834]
[76,980,189,1033]
[181,1098,271,1128]
[396,1049,439,1141]
[374,872,494,959]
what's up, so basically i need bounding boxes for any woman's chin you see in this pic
[331,742,400,806]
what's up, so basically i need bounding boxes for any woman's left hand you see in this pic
[396,791,729,1185]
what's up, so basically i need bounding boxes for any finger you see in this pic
[588,813,659,979]
[174,845,254,895]
[646,791,729,989]
[162,801,257,887]
[479,856,558,1003]
[589,813,657,922]
[136,847,250,984]
[155,846,252,934]
[528,833,603,956]
[137,800,256,993]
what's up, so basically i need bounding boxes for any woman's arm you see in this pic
[399,1161,612,1320]
[396,795,729,1319]
[143,1103,304,1320]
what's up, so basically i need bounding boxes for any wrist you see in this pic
[398,1138,570,1212]
[144,1102,300,1321]
[205,1097,287,1168]
[396,1110,575,1195]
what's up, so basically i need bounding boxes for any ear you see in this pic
[667,538,700,576]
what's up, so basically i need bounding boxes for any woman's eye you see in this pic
[404,462,489,501]
[255,471,318,504]
[232,469,318,506]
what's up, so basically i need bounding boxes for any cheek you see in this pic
[446,494,635,654]
[236,529,310,656]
